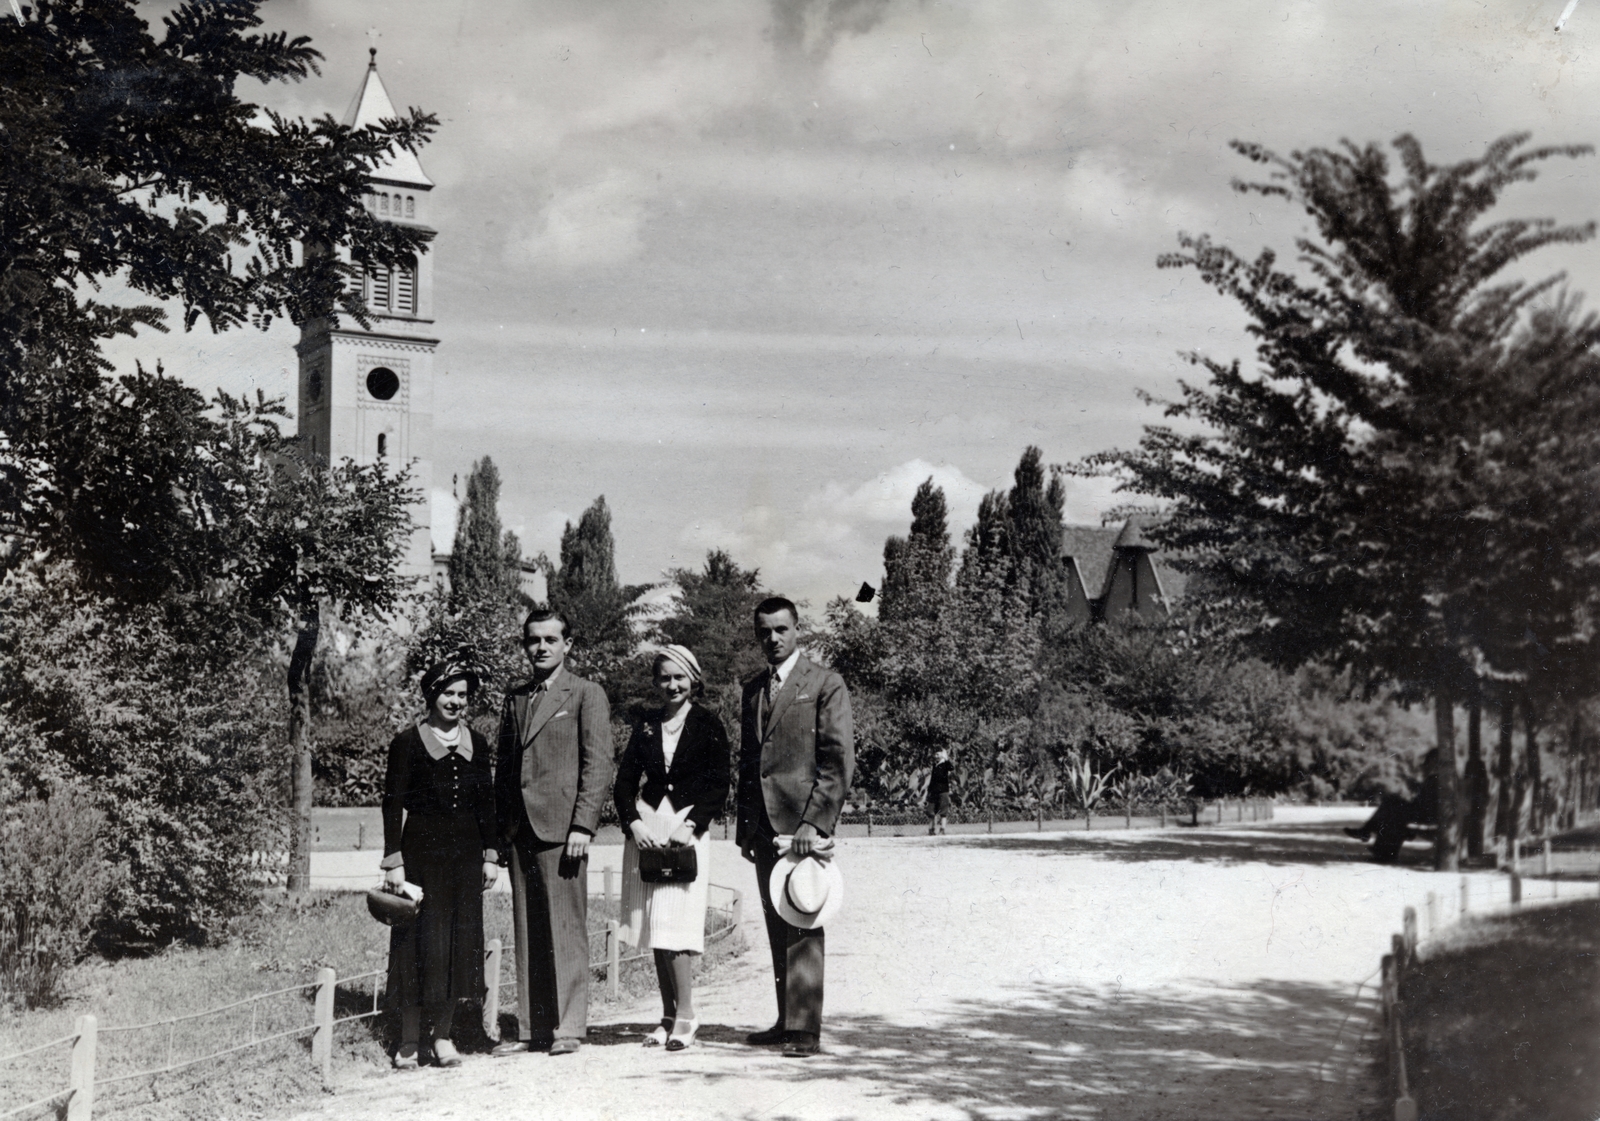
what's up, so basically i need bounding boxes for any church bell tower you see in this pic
[296,50,438,582]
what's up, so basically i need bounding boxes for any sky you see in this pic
[109,0,1600,610]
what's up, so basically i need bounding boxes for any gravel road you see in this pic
[287,809,1487,1121]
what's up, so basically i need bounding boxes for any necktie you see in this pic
[763,669,781,732]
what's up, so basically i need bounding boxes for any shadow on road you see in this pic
[624,978,1379,1121]
[937,821,1440,870]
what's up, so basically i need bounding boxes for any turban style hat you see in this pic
[653,644,703,682]
[420,647,484,707]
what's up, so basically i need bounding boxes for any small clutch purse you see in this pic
[638,844,698,884]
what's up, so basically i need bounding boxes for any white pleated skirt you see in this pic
[619,831,711,954]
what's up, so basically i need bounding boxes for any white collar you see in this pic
[661,702,691,734]
[418,720,471,762]
[770,650,802,685]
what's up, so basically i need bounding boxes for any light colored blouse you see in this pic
[659,702,690,769]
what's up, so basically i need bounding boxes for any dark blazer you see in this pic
[736,653,854,846]
[380,724,497,862]
[495,669,614,847]
[614,703,730,837]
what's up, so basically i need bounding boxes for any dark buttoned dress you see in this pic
[381,723,496,1009]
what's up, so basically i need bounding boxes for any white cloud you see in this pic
[505,172,648,270]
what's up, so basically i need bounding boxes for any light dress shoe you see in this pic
[392,1043,420,1070]
[643,1018,671,1047]
[666,1018,699,1051]
[490,1040,531,1057]
[433,1038,462,1067]
[549,1037,581,1056]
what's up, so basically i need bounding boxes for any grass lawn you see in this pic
[1400,896,1600,1121]
[0,890,744,1121]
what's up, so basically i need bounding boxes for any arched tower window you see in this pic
[405,195,415,218]
[376,433,387,457]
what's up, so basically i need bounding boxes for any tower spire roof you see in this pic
[342,51,433,188]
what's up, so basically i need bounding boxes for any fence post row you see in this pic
[67,1014,96,1121]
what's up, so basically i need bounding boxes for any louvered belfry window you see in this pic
[370,263,392,311]
[395,259,416,314]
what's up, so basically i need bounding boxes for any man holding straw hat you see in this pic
[736,596,854,1058]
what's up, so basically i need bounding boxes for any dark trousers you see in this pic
[509,833,589,1041]
[754,839,825,1036]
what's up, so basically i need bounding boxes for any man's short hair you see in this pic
[523,605,572,640]
[753,596,798,625]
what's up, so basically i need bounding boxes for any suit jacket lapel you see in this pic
[523,678,573,744]
[762,657,811,742]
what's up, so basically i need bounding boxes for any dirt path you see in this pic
[287,812,1486,1121]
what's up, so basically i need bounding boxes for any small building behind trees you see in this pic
[1060,517,1188,625]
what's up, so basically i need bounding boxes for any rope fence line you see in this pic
[1374,861,1600,1121]
[0,881,741,1120]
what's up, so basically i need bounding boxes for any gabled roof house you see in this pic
[1060,517,1187,624]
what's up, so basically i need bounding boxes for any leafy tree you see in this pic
[409,458,527,726]
[0,571,282,945]
[1006,446,1071,627]
[1,0,436,581]
[880,478,954,624]
[543,496,651,694]
[1089,133,1600,868]
[446,458,523,612]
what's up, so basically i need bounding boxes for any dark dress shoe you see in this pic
[746,1023,787,1045]
[549,1037,582,1056]
[1343,827,1369,841]
[782,1032,820,1057]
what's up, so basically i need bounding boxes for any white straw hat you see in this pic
[769,849,845,930]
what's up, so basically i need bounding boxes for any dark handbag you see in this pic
[638,843,698,884]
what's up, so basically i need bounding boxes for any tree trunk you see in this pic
[1434,691,1460,872]
[286,597,321,900]
[1464,691,1488,860]
[1493,693,1514,839]
[1524,702,1542,838]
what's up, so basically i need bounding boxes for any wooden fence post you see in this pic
[1391,933,1408,980]
[1159,806,1166,828]
[1037,804,1043,831]
[603,866,615,911]
[483,938,502,1041]
[1510,872,1522,905]
[729,887,743,930]
[606,921,620,1000]
[67,1014,96,1121]
[1402,906,1417,960]
[1542,838,1552,877]
[867,811,872,837]
[312,966,336,1084]
[1392,1006,1418,1121]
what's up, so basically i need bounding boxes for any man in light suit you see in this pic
[492,607,614,1056]
[737,596,854,1057]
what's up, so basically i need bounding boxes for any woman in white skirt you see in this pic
[615,645,730,1051]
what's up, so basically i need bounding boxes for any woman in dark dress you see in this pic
[614,645,730,1051]
[380,651,499,1069]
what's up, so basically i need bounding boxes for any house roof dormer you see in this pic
[343,50,433,189]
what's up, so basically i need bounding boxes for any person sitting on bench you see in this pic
[1345,749,1439,843]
